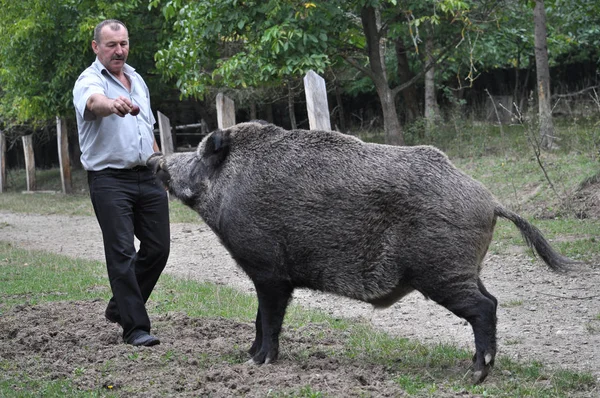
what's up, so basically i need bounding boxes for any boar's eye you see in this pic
[203,129,231,167]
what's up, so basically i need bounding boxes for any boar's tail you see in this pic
[494,206,577,272]
[203,129,231,167]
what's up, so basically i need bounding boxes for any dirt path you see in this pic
[1,210,599,389]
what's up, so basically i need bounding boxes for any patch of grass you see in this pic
[460,359,592,397]
[395,374,433,395]
[126,352,140,361]
[503,338,522,346]
[585,322,600,335]
[168,199,203,223]
[502,299,524,308]
[0,242,110,309]
[489,217,599,262]
[285,306,354,332]
[160,350,177,364]
[0,191,95,217]
[586,312,600,334]
[403,116,600,162]
[150,277,257,321]
[0,377,114,397]
[464,357,598,397]
[2,167,89,193]
[344,323,473,382]
[454,152,599,214]
[268,385,326,398]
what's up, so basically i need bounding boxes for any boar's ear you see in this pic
[202,129,231,167]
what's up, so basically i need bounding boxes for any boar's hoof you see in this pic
[245,356,276,366]
[472,369,487,384]
[472,355,494,384]
[472,362,493,384]
[247,348,278,365]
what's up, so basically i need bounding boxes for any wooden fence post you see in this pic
[303,70,331,131]
[216,93,236,129]
[0,131,5,193]
[22,134,36,192]
[157,111,175,156]
[56,117,73,194]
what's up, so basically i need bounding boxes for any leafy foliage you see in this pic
[150,0,340,98]
[0,0,169,131]
[0,0,598,133]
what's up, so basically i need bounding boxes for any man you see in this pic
[73,19,170,346]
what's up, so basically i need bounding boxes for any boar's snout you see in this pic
[147,152,171,188]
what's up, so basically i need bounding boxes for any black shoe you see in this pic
[127,332,160,347]
[104,308,121,324]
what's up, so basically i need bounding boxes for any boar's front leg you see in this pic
[248,280,293,364]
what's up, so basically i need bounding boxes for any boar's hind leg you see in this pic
[248,281,293,365]
[418,277,497,384]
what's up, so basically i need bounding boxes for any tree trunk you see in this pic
[0,131,5,193]
[264,102,274,124]
[424,32,440,130]
[395,36,420,123]
[68,124,82,170]
[513,49,521,114]
[519,56,534,112]
[334,82,347,132]
[533,0,554,149]
[288,85,297,130]
[378,87,404,145]
[250,100,257,120]
[361,6,404,145]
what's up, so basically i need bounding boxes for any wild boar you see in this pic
[147,121,576,384]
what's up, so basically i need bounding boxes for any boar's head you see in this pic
[146,127,232,209]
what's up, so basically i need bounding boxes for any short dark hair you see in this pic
[93,19,127,43]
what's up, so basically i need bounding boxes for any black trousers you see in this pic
[88,167,170,341]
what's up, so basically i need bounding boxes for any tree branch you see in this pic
[391,36,463,97]
[551,84,600,99]
[339,55,375,81]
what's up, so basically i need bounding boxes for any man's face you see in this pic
[92,25,129,75]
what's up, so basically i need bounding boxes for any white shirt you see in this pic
[73,58,157,171]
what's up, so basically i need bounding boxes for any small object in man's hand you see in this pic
[130,105,140,116]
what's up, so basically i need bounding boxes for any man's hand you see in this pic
[87,94,137,118]
[109,96,135,117]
